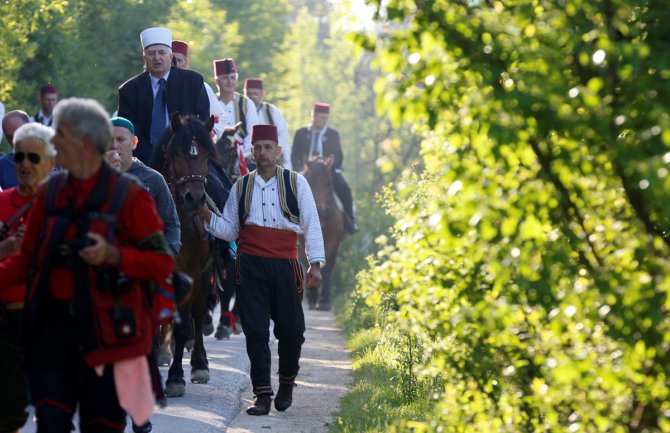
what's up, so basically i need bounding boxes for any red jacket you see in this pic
[0,163,174,367]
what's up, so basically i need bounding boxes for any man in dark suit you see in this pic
[117,27,210,164]
[292,102,359,233]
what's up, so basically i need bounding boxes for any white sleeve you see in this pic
[273,106,291,169]
[297,174,325,264]
[204,183,240,241]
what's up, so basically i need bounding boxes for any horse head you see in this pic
[302,155,335,218]
[156,113,218,215]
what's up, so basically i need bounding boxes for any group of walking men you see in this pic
[0,24,356,433]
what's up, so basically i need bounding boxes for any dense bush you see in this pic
[346,0,670,431]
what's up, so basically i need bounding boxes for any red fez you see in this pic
[213,58,237,76]
[40,85,57,96]
[251,124,278,143]
[313,102,330,114]
[244,78,263,90]
[172,40,188,57]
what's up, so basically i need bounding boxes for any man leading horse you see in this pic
[198,124,325,416]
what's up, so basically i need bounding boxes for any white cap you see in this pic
[140,27,172,49]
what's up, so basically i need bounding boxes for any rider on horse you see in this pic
[291,103,359,233]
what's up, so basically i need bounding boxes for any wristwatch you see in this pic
[311,261,326,269]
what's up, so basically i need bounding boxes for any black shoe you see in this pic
[132,420,152,433]
[344,217,359,233]
[214,322,232,340]
[246,395,272,415]
[274,383,295,411]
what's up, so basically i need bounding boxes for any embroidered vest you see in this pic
[234,93,249,138]
[261,102,275,125]
[237,166,299,225]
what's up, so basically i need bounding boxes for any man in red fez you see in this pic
[198,124,325,416]
[243,78,291,169]
[30,85,58,128]
[171,41,223,132]
[211,58,258,166]
[292,103,359,233]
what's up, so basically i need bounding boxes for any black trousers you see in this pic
[332,170,354,218]
[0,307,28,433]
[235,254,305,396]
[25,302,126,433]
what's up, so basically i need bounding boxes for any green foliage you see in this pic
[332,327,438,433]
[165,0,240,88]
[342,0,670,431]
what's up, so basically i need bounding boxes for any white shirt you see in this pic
[256,102,291,169]
[212,92,258,158]
[205,171,326,265]
[30,110,55,129]
[204,82,222,128]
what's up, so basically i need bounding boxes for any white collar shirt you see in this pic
[204,170,325,264]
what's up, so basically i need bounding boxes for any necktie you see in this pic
[150,78,167,145]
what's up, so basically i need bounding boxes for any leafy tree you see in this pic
[346,0,670,431]
[165,0,240,90]
[210,0,293,80]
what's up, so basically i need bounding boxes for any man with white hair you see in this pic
[118,27,210,164]
[0,122,56,433]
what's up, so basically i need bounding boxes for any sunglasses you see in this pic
[13,152,42,164]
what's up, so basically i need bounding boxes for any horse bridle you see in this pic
[166,137,208,196]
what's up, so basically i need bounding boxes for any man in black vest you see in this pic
[211,58,258,171]
[198,124,325,416]
[292,103,359,233]
[30,85,58,129]
[117,27,210,164]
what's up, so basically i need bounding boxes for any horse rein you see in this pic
[166,137,208,196]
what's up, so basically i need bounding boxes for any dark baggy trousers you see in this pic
[332,170,354,219]
[0,307,29,433]
[235,254,305,396]
[25,302,126,433]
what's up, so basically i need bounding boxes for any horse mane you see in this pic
[150,115,220,171]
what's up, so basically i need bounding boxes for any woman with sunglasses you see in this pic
[0,122,55,433]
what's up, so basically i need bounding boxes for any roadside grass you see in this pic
[329,326,435,433]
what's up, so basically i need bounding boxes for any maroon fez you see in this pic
[40,84,57,96]
[213,58,237,76]
[172,40,188,57]
[244,78,263,90]
[251,124,278,143]
[313,102,330,114]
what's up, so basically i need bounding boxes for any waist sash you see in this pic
[238,225,298,259]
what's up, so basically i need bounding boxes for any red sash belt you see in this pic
[238,225,298,259]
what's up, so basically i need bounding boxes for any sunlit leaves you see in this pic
[343,0,670,431]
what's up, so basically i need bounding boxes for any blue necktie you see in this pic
[150,78,167,145]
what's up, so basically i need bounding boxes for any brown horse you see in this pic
[151,113,217,396]
[301,155,347,310]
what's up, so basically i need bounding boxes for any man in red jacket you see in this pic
[0,98,174,433]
